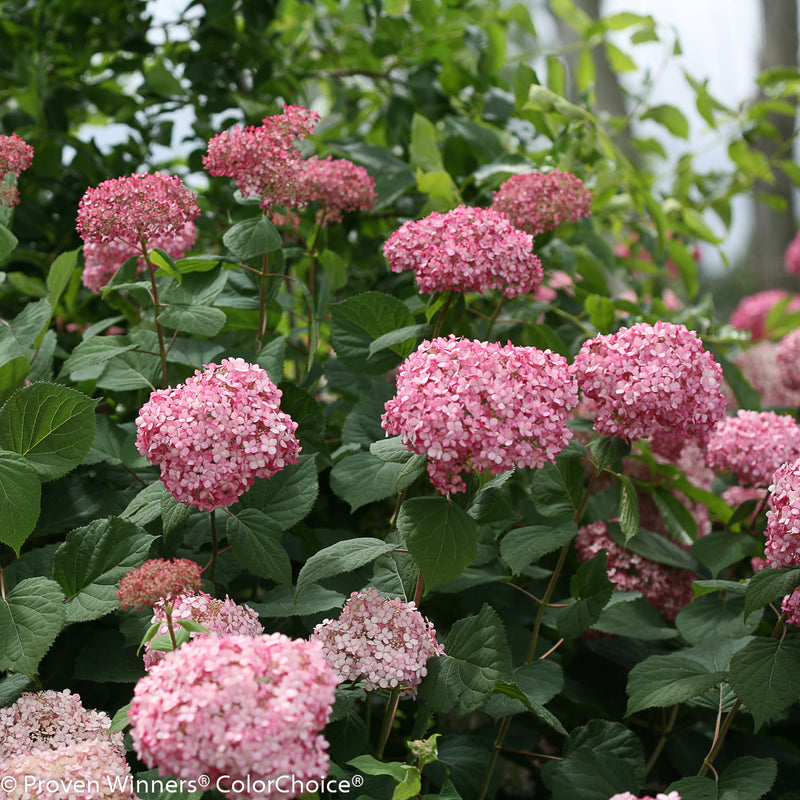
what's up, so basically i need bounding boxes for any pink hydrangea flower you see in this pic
[1,740,135,800]
[203,104,320,211]
[732,340,800,409]
[76,172,200,249]
[383,206,543,298]
[786,231,800,276]
[382,336,579,494]
[705,410,800,487]
[81,220,197,293]
[490,169,592,238]
[729,289,800,341]
[572,321,725,454]
[297,155,377,225]
[129,634,338,800]
[609,793,681,800]
[311,587,444,697]
[764,457,800,568]
[143,591,263,670]
[0,690,123,761]
[0,132,34,208]
[135,358,300,509]
[117,558,204,611]
[576,522,694,621]
[722,485,765,514]
[775,327,800,391]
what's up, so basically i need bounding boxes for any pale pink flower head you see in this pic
[705,410,800,487]
[490,169,593,238]
[382,336,579,494]
[135,358,300,510]
[786,231,800,276]
[732,340,800,409]
[383,206,543,298]
[775,327,800,391]
[1,740,135,800]
[729,289,800,341]
[311,587,444,697]
[571,321,726,454]
[781,589,800,626]
[129,633,338,800]
[0,689,123,760]
[576,522,694,621]
[117,558,203,611]
[0,132,34,208]
[609,793,681,800]
[764,457,800,568]
[143,591,264,670]
[298,155,377,225]
[76,172,199,250]
[203,104,320,211]
[81,220,197,293]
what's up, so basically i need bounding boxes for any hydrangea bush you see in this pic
[1,3,800,800]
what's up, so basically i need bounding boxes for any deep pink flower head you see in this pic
[490,169,593,238]
[117,558,203,611]
[81,220,197,293]
[729,289,800,341]
[786,231,800,276]
[1,740,135,800]
[311,587,444,697]
[0,690,123,761]
[705,410,800,487]
[775,327,800,391]
[0,132,34,208]
[129,634,338,800]
[765,457,800,568]
[572,321,725,453]
[382,336,579,494]
[576,522,694,621]
[383,206,543,298]
[135,358,300,510]
[298,155,377,224]
[203,104,320,211]
[143,591,263,670]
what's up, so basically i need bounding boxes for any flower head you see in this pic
[1,740,135,799]
[382,336,578,494]
[143,591,263,670]
[129,634,338,800]
[117,558,203,611]
[571,321,725,454]
[609,793,681,800]
[383,206,543,298]
[76,172,200,249]
[576,522,694,621]
[203,104,320,211]
[786,231,800,276]
[729,289,800,341]
[491,169,593,238]
[297,155,377,225]
[311,587,444,697]
[765,457,800,568]
[705,410,800,487]
[0,133,34,208]
[135,358,300,509]
[0,690,123,761]
[775,327,800,391]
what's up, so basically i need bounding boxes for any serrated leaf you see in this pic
[0,450,41,555]
[330,450,425,512]
[46,248,79,308]
[532,456,585,517]
[593,596,679,640]
[675,594,760,645]
[500,518,576,575]
[158,304,226,336]
[122,482,171,526]
[368,324,431,359]
[745,566,800,619]
[617,474,640,543]
[222,217,283,260]
[640,103,690,138]
[248,585,345,618]
[692,530,758,578]
[669,756,777,800]
[0,577,66,677]
[557,551,615,638]
[109,703,132,734]
[226,509,292,585]
[588,436,631,470]
[60,336,139,381]
[370,436,418,463]
[609,523,698,571]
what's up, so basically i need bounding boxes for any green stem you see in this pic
[698,699,740,777]
[142,244,169,388]
[412,571,424,607]
[645,704,680,776]
[206,511,219,582]
[432,291,455,337]
[305,220,323,347]
[164,604,178,651]
[484,295,506,340]
[256,250,269,353]
[376,687,402,760]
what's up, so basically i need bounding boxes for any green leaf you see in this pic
[149,247,182,282]
[0,450,41,555]
[348,754,406,783]
[122,482,171,527]
[47,248,79,309]
[222,217,283,260]
[669,755,777,800]
[330,450,425,512]
[0,224,18,260]
[744,566,800,619]
[397,497,478,591]
[617,474,640,543]
[593,596,679,640]
[588,436,631,470]
[60,336,139,381]
[295,538,398,599]
[675,594,760,645]
[370,436,418,463]
[500,518,577,574]
[585,294,615,333]
[420,604,512,714]
[226,509,292,585]
[109,703,131,734]
[95,350,161,391]
[368,324,432,359]
[410,113,444,172]
[248,585,345,618]
[342,381,396,447]
[557,551,615,638]
[532,456,585,517]
[493,680,566,735]
[0,383,97,481]
[0,673,33,707]
[330,291,417,374]
[640,103,690,138]
[158,304,227,336]
[0,357,28,406]
[652,486,697,542]
[0,577,66,677]
[609,523,699,571]
[728,635,800,730]
[692,530,758,578]
[52,517,156,623]
[256,336,285,384]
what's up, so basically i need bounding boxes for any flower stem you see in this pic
[376,687,402,760]
[432,290,455,337]
[206,511,219,582]
[142,244,169,388]
[257,250,270,353]
[645,704,680,776]
[485,295,506,340]
[164,604,178,651]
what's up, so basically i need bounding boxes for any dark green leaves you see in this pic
[0,450,41,555]
[500,518,577,574]
[556,551,614,638]
[669,757,777,800]
[226,510,292,586]
[223,217,282,260]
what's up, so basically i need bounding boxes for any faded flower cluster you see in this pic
[116,558,204,611]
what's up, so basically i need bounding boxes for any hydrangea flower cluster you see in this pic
[382,336,579,494]
[81,220,197,293]
[731,340,800,409]
[1,740,135,800]
[785,230,800,276]
[609,793,681,800]
[0,690,123,760]
[571,321,725,454]
[203,104,320,211]
[383,206,543,298]
[143,591,264,670]
[705,410,800,487]
[76,172,200,249]
[576,522,695,621]
[298,155,377,225]
[775,327,800,391]
[764,457,800,569]
[490,169,593,238]
[135,358,300,509]
[117,558,204,611]
[129,634,338,800]
[0,132,34,208]
[311,587,444,697]
[728,289,800,341]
